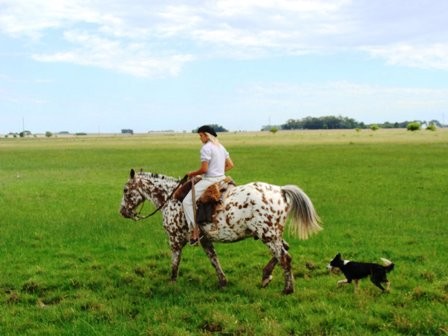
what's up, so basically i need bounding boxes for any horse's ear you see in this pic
[130,169,135,178]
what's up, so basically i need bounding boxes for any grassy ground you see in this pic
[0,129,447,335]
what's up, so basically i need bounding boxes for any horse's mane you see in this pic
[137,171,180,183]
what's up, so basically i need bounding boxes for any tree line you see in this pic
[261,116,443,131]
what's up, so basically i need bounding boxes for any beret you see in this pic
[197,125,217,137]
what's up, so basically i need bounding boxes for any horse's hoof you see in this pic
[282,287,294,295]
[261,275,273,288]
[219,279,228,288]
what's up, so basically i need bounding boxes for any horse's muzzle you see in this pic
[120,206,134,219]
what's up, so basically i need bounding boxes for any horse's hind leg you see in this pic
[200,238,228,288]
[262,257,278,288]
[266,241,294,294]
[260,238,291,288]
[281,252,294,294]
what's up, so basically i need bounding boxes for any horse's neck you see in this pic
[140,174,177,207]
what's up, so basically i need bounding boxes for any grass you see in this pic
[0,129,447,335]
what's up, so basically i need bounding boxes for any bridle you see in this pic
[133,174,188,221]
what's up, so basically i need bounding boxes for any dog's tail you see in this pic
[380,258,395,272]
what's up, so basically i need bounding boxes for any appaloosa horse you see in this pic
[120,169,322,294]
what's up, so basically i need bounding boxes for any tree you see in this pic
[19,130,32,137]
[407,122,421,131]
[280,115,364,130]
[428,120,442,128]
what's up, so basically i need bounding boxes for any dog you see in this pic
[327,253,394,292]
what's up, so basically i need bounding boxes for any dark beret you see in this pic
[197,125,217,137]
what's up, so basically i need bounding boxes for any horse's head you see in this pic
[120,169,145,220]
[120,169,179,220]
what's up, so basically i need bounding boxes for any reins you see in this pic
[134,174,188,221]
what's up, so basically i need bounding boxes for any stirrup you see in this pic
[189,235,203,246]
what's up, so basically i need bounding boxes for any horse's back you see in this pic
[221,181,288,222]
[228,182,284,203]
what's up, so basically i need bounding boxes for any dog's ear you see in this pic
[336,253,341,258]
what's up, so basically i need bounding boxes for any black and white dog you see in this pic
[327,253,395,292]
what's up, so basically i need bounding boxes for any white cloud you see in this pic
[32,30,194,77]
[362,43,448,71]
[0,0,106,39]
[1,0,448,77]
[212,0,350,17]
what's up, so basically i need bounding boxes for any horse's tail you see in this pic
[282,185,322,240]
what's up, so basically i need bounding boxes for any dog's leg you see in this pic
[337,279,349,287]
[370,271,388,291]
[371,275,386,291]
[354,279,360,293]
[372,281,385,291]
[384,281,390,292]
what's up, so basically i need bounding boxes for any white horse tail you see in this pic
[282,185,322,240]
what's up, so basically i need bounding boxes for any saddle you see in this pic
[174,176,236,224]
[173,176,202,201]
[197,176,235,224]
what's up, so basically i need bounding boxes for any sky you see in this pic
[1,0,448,134]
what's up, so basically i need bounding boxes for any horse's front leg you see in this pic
[168,234,187,282]
[170,248,182,282]
[200,237,228,288]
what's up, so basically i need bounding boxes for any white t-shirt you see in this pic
[200,141,229,177]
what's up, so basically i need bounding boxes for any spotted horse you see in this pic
[120,169,322,294]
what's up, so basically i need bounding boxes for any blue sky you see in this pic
[1,0,448,133]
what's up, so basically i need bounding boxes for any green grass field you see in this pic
[1,129,447,335]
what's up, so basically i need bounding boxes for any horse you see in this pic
[120,169,322,294]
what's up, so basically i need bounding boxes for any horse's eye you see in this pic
[124,187,128,193]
